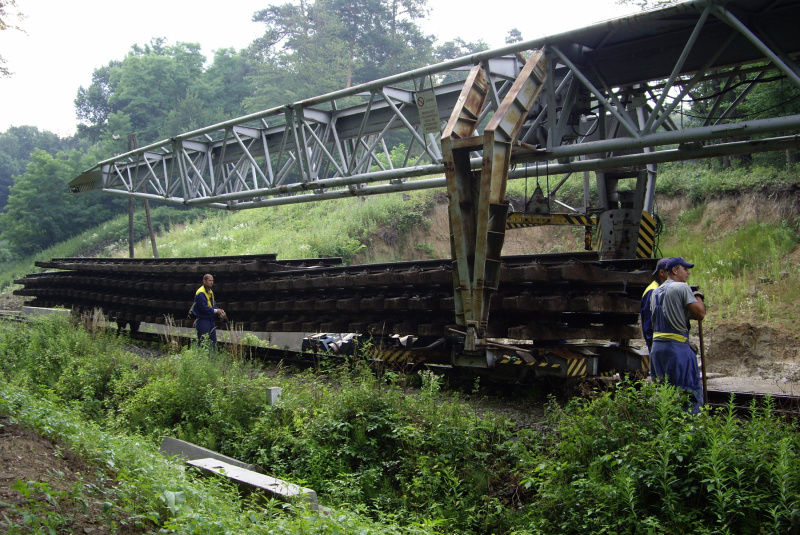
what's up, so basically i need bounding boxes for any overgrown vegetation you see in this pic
[657,163,800,202]
[0,381,427,534]
[661,219,800,328]
[0,205,200,290]
[128,188,437,264]
[1,314,799,533]
[646,164,800,330]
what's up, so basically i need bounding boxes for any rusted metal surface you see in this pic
[16,253,654,344]
[443,51,548,351]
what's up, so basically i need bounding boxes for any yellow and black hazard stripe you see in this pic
[565,358,588,377]
[498,356,563,371]
[593,217,603,251]
[530,361,562,372]
[499,355,586,376]
[368,348,414,364]
[506,212,594,229]
[637,211,657,259]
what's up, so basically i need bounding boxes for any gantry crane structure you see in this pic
[69,0,800,355]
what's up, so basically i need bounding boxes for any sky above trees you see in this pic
[0,0,635,136]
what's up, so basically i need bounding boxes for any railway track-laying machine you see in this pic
[17,0,800,380]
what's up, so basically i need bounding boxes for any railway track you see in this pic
[13,252,661,379]
[706,389,800,418]
[15,252,653,340]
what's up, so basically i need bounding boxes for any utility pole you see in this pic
[127,134,159,258]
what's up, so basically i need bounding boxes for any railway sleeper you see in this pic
[18,255,655,379]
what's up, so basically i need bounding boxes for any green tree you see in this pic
[0,148,127,257]
[99,111,134,155]
[0,150,77,255]
[0,126,74,209]
[75,38,207,145]
[74,61,121,142]
[350,0,433,83]
[158,93,228,139]
[323,0,431,86]
[505,28,523,44]
[109,39,205,143]
[202,48,253,118]
[244,0,433,112]
[434,37,489,62]
[433,38,489,84]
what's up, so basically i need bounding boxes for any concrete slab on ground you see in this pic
[159,436,262,472]
[21,306,71,317]
[188,458,318,506]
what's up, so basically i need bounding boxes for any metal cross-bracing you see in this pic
[70,0,800,213]
[67,0,800,354]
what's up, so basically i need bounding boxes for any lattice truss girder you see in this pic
[70,0,800,211]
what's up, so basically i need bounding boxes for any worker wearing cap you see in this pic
[641,257,671,353]
[194,273,226,350]
[649,257,706,413]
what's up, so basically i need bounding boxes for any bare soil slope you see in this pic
[357,188,800,386]
[0,415,146,533]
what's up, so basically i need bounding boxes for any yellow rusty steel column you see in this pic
[442,64,491,332]
[442,50,548,351]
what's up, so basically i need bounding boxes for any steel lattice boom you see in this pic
[70,0,800,214]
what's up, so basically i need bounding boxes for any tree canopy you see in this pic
[0,0,797,261]
[0,126,65,208]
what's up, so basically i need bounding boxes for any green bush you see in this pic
[0,382,433,534]
[3,316,800,534]
[514,381,800,534]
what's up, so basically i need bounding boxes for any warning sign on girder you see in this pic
[416,90,441,136]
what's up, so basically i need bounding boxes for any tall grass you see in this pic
[131,187,438,263]
[3,315,800,533]
[659,218,799,327]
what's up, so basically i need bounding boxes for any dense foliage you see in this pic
[0,0,494,260]
[1,314,799,533]
[3,0,800,261]
[0,382,432,534]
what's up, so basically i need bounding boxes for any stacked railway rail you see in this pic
[15,252,655,342]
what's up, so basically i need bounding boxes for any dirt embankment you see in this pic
[657,188,800,384]
[359,187,800,384]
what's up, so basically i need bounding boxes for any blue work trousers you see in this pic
[650,338,703,413]
[195,318,217,349]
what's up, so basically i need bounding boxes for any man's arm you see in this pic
[194,292,216,317]
[688,296,706,321]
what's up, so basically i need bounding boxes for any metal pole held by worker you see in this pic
[699,319,708,404]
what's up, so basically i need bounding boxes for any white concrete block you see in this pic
[188,458,317,504]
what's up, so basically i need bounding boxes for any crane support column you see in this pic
[442,50,548,352]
